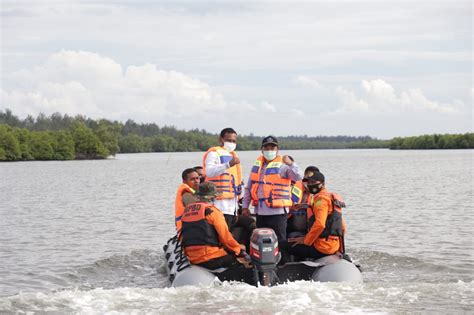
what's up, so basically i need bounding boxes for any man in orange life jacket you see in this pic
[181,182,251,269]
[174,168,200,231]
[288,171,347,260]
[241,135,303,243]
[203,128,255,237]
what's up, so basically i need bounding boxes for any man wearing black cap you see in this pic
[287,171,347,260]
[241,135,303,243]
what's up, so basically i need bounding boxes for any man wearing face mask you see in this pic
[202,128,244,227]
[241,135,303,243]
[287,171,347,260]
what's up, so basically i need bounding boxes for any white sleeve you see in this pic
[205,151,230,178]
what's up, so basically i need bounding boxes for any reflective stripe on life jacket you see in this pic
[291,181,303,204]
[175,183,195,231]
[202,146,243,199]
[318,191,346,239]
[288,181,315,232]
[181,202,221,247]
[249,155,292,208]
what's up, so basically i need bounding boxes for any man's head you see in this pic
[193,166,205,183]
[302,166,320,191]
[219,128,237,152]
[182,168,200,190]
[261,135,279,161]
[302,171,325,194]
[195,182,222,202]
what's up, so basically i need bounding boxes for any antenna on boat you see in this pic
[166,152,173,165]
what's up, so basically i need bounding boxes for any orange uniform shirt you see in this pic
[303,188,346,254]
[184,205,242,264]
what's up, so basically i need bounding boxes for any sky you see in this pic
[0,0,472,139]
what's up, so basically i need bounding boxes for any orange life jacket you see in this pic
[202,146,243,200]
[174,183,195,231]
[249,155,292,208]
[317,191,345,239]
[306,189,346,254]
[181,202,220,247]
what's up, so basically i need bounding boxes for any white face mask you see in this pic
[263,150,277,161]
[223,142,236,152]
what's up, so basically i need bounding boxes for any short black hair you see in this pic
[193,166,203,170]
[182,168,198,180]
[220,128,237,138]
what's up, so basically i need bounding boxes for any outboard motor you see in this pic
[249,228,281,286]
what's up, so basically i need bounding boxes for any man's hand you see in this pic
[282,155,294,166]
[229,155,240,167]
[241,208,251,216]
[288,236,305,247]
[290,203,305,211]
[236,250,252,268]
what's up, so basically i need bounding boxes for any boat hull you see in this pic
[163,236,363,287]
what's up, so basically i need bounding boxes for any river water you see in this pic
[0,149,472,314]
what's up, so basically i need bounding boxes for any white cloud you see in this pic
[335,79,459,114]
[1,0,472,141]
[261,101,277,113]
[293,75,321,89]
[290,108,305,117]
[1,50,239,122]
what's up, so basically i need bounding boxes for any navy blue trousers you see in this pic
[256,214,287,242]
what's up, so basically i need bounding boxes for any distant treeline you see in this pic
[0,109,470,161]
[390,133,473,150]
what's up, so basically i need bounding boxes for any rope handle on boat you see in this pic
[172,235,191,273]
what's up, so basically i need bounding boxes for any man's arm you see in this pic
[280,155,303,181]
[182,192,198,206]
[303,197,330,246]
[241,177,253,209]
[204,151,230,178]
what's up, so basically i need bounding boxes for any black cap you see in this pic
[262,135,278,147]
[302,171,325,183]
[304,166,319,174]
[196,182,222,197]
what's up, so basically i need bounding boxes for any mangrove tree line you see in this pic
[1,109,472,161]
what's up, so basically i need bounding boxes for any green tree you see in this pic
[12,127,33,160]
[94,121,120,155]
[118,134,147,153]
[51,131,75,160]
[149,135,179,152]
[29,131,54,160]
[0,109,22,127]
[70,122,108,159]
[0,124,21,160]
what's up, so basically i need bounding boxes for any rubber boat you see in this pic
[163,228,363,287]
